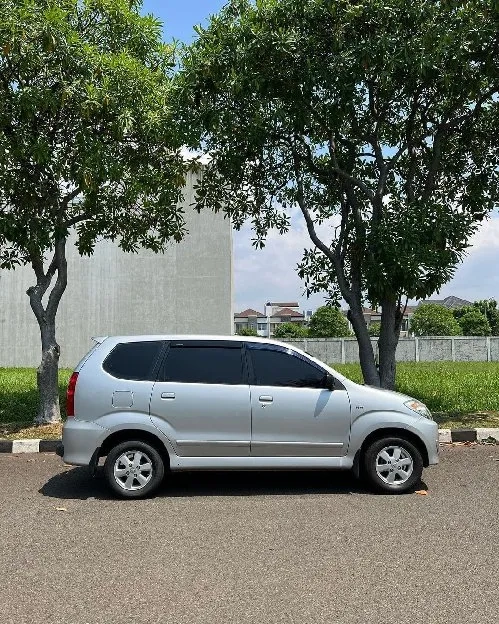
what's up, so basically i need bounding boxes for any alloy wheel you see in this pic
[113,450,153,491]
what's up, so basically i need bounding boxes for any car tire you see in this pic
[363,436,423,494]
[103,440,165,499]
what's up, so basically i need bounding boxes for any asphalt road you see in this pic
[1,445,498,624]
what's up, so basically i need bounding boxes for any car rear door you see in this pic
[247,343,351,457]
[149,340,251,457]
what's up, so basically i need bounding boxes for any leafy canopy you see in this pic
[236,326,258,336]
[473,299,499,335]
[453,307,491,336]
[0,0,186,266]
[273,322,308,338]
[410,304,462,337]
[308,306,351,338]
[177,0,499,308]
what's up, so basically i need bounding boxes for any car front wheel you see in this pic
[103,440,165,499]
[363,436,423,494]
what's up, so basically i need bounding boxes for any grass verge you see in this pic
[335,362,499,428]
[0,422,63,440]
[1,363,499,439]
[0,368,71,438]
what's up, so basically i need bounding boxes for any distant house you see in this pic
[353,296,472,337]
[418,295,472,309]
[234,308,267,336]
[234,301,307,336]
[358,307,415,335]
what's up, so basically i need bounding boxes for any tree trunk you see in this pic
[378,298,403,390]
[290,162,381,388]
[27,238,68,425]
[347,302,380,387]
[36,321,61,424]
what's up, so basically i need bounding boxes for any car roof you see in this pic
[99,335,292,348]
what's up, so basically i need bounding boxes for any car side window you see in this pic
[161,345,244,385]
[248,345,327,389]
[103,341,164,381]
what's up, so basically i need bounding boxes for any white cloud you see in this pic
[234,212,339,313]
[436,216,499,303]
[234,214,499,313]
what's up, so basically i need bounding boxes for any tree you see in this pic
[236,327,258,336]
[273,322,308,339]
[454,307,491,336]
[0,0,186,423]
[307,306,351,338]
[473,299,499,335]
[369,322,381,337]
[410,305,462,336]
[176,0,499,389]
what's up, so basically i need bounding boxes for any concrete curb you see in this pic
[0,439,60,454]
[0,430,498,453]
[438,428,499,443]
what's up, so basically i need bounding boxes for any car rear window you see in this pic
[103,341,164,381]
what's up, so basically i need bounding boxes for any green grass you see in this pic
[335,362,499,428]
[1,363,499,434]
[0,368,72,425]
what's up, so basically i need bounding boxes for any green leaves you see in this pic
[308,306,352,338]
[175,0,499,385]
[176,0,499,311]
[0,0,186,269]
[411,305,463,337]
[453,306,492,336]
[273,322,308,338]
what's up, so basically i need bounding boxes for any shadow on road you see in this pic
[39,466,376,500]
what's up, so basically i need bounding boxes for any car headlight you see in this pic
[404,400,432,419]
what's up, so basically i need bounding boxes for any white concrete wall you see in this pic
[0,171,233,367]
[282,337,499,364]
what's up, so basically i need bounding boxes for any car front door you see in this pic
[248,344,351,457]
[149,340,251,457]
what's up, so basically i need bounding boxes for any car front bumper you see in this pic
[422,418,440,466]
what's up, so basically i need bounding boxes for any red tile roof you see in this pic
[234,308,265,318]
[275,307,304,318]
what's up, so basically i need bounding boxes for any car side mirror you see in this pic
[324,373,336,391]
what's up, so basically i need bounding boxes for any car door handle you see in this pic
[259,395,273,403]
[161,392,175,399]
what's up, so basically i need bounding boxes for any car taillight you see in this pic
[66,372,78,418]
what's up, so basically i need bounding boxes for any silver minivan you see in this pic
[58,335,439,498]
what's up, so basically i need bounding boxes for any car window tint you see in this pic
[103,341,163,381]
[162,346,244,385]
[249,347,326,388]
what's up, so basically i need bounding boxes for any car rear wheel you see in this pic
[103,440,165,499]
[363,436,423,494]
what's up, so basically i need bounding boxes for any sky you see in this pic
[142,0,499,314]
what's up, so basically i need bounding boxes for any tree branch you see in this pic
[63,211,92,228]
[46,238,67,322]
[328,135,375,202]
[0,65,11,92]
[27,245,61,324]
[422,84,499,200]
[291,146,353,303]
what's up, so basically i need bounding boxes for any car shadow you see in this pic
[39,466,380,500]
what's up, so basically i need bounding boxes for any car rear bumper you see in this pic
[61,418,108,466]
